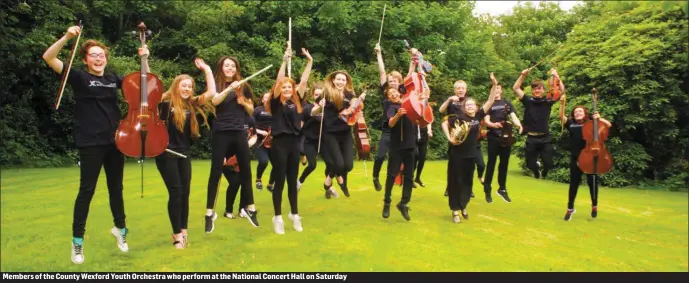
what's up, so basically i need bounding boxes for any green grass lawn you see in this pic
[1,158,687,272]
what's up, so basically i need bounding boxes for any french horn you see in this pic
[443,115,470,145]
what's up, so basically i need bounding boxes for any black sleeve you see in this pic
[386,104,397,119]
[242,85,254,100]
[507,101,515,114]
[158,102,171,121]
[477,108,487,121]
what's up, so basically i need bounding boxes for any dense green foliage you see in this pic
[1,1,687,189]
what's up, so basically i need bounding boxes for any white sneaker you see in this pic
[71,242,84,264]
[110,227,129,252]
[238,209,248,218]
[288,213,303,232]
[273,216,285,235]
[297,181,302,192]
[328,187,339,198]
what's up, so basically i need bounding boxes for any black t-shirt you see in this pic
[566,117,594,157]
[158,102,206,153]
[323,91,354,134]
[379,82,407,133]
[301,101,322,141]
[213,83,253,132]
[252,105,273,131]
[417,125,430,143]
[63,65,123,148]
[269,95,301,137]
[520,95,555,134]
[386,103,417,150]
[447,96,466,117]
[487,99,515,137]
[449,109,486,158]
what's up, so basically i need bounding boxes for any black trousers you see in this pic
[373,131,391,179]
[525,134,554,178]
[568,156,599,209]
[322,131,354,183]
[299,137,319,183]
[207,131,253,210]
[483,136,512,193]
[270,135,300,215]
[155,152,191,234]
[73,144,126,238]
[448,149,475,211]
[255,143,271,180]
[222,167,248,214]
[384,148,415,205]
[475,146,485,179]
[414,139,428,180]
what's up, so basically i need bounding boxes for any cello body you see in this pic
[115,23,168,158]
[578,88,613,174]
[353,110,371,160]
[401,73,434,128]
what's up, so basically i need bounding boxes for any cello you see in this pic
[344,90,371,160]
[401,40,434,128]
[115,22,168,197]
[578,88,613,175]
[499,102,516,147]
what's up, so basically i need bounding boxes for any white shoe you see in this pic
[238,209,248,218]
[110,227,129,252]
[297,181,302,192]
[288,213,303,232]
[328,188,339,198]
[273,216,285,235]
[71,242,84,264]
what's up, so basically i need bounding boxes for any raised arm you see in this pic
[42,26,81,74]
[481,73,499,114]
[375,43,387,86]
[296,48,313,98]
[559,94,568,125]
[276,47,292,85]
[513,68,530,100]
[194,58,216,104]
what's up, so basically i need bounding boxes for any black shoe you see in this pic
[324,183,332,199]
[373,178,382,191]
[485,192,493,203]
[255,180,263,190]
[471,191,475,198]
[382,204,390,218]
[396,202,411,221]
[591,206,598,218]
[564,209,575,221]
[412,182,417,188]
[242,208,259,227]
[497,190,512,203]
[339,183,350,197]
[462,210,469,220]
[205,212,217,233]
[414,179,425,187]
[444,189,448,197]
[266,183,274,193]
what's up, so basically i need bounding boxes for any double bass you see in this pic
[578,88,613,175]
[401,40,434,128]
[345,91,371,160]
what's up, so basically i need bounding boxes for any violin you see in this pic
[478,120,488,141]
[247,128,258,148]
[260,127,273,148]
[223,156,240,173]
[401,40,434,128]
[115,22,168,159]
[499,103,516,147]
[547,68,563,101]
[578,88,613,175]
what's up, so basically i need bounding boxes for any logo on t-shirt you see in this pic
[88,81,117,88]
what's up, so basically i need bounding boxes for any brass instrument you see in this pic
[443,115,470,145]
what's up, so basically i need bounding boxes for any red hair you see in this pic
[266,77,302,114]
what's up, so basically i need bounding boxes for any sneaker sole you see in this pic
[206,213,218,233]
[110,230,129,252]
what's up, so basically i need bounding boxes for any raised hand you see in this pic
[490,72,497,84]
[374,43,381,54]
[521,68,530,77]
[283,47,292,61]
[66,26,81,40]
[138,44,149,58]
[194,58,210,70]
[302,48,312,62]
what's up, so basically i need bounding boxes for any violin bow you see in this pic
[528,43,564,71]
[288,17,292,78]
[54,20,83,110]
[377,4,387,45]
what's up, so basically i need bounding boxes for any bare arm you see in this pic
[439,96,456,114]
[296,48,313,98]
[194,58,216,104]
[559,94,568,125]
[513,68,529,100]
[375,43,387,86]
[442,120,452,143]
[276,47,291,85]
[42,26,81,74]
[389,107,405,128]
[481,73,499,114]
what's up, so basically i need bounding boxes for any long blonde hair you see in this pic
[323,71,354,110]
[163,75,215,138]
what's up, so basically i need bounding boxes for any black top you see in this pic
[63,65,122,148]
[486,99,515,137]
[252,105,273,131]
[417,125,430,143]
[447,96,466,117]
[449,109,486,158]
[269,94,301,137]
[520,95,555,134]
[213,82,253,132]
[322,90,354,134]
[301,100,322,141]
[158,102,206,154]
[566,116,593,157]
[386,103,417,150]
[379,82,407,133]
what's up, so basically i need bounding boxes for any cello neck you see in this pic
[138,22,149,108]
[592,89,599,143]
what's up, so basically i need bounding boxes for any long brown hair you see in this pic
[267,77,302,114]
[163,75,215,138]
[309,81,324,102]
[214,56,254,98]
[323,70,354,110]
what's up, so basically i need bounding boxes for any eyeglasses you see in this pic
[87,53,106,59]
